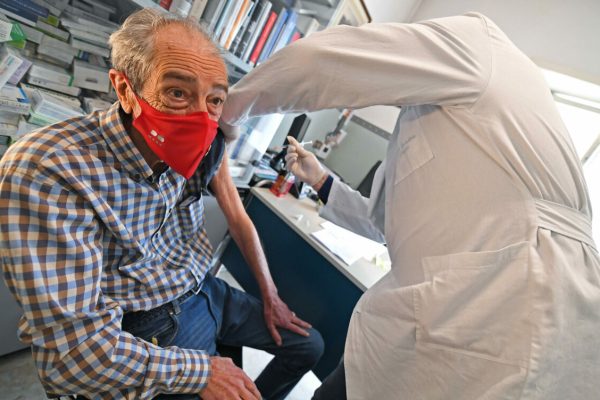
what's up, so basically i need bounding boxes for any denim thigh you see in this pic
[122,287,218,354]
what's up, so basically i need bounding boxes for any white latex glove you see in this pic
[284,136,327,186]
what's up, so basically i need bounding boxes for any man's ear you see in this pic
[109,69,138,116]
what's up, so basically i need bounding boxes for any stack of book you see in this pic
[202,0,311,66]
[0,0,118,155]
[0,83,30,149]
[0,42,32,87]
[174,0,319,68]
[28,86,84,125]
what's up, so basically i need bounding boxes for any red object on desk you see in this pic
[270,172,295,197]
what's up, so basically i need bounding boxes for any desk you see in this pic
[220,187,388,379]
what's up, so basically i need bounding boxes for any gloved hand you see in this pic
[284,136,327,186]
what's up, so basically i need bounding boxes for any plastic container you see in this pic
[270,172,295,197]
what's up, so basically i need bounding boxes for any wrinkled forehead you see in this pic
[148,24,227,86]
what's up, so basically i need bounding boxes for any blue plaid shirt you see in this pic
[0,103,215,399]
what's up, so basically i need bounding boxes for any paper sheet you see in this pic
[311,221,387,265]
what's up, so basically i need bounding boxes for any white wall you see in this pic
[410,0,600,85]
[268,108,389,188]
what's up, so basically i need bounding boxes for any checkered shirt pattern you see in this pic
[0,103,216,399]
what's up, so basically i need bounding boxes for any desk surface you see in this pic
[251,188,389,292]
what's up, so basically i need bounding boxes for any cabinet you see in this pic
[0,280,26,356]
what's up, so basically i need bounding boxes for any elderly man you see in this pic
[0,9,323,400]
[222,12,600,400]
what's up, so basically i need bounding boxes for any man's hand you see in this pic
[199,356,261,400]
[264,292,312,346]
[285,136,326,186]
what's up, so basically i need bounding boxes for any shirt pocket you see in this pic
[393,115,434,185]
[414,241,531,367]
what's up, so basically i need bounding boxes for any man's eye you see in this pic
[210,98,224,106]
[170,89,185,98]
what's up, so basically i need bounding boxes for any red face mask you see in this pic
[125,79,218,179]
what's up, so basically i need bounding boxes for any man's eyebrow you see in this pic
[214,83,229,93]
[162,71,197,83]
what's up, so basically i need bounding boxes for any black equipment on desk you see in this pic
[356,160,382,197]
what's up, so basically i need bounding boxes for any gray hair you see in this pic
[109,8,221,93]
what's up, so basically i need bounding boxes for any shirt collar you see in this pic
[99,102,155,182]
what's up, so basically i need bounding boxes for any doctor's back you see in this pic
[350,14,600,399]
[223,12,600,399]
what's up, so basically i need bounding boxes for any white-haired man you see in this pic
[0,9,323,400]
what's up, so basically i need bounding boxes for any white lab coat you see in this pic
[222,13,600,399]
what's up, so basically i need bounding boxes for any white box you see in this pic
[0,44,23,89]
[73,60,109,93]
[26,74,81,97]
[29,59,73,86]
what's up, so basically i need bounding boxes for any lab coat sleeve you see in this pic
[221,12,492,126]
[319,178,386,243]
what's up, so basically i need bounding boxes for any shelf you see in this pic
[130,0,163,10]
[222,51,253,74]
[124,2,253,75]
[349,115,392,140]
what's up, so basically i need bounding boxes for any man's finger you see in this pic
[243,376,262,400]
[239,386,260,400]
[240,376,261,400]
[269,323,283,346]
[292,315,312,329]
[285,322,310,337]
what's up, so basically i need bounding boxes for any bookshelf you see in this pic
[122,0,370,83]
[222,49,253,74]
[297,0,370,28]
[130,0,163,10]
[0,0,125,157]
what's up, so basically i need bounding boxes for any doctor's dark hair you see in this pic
[109,8,221,94]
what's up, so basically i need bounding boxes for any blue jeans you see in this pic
[121,274,324,400]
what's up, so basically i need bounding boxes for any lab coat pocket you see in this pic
[353,272,419,350]
[414,242,531,367]
[393,116,434,184]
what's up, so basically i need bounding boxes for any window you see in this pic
[542,69,600,245]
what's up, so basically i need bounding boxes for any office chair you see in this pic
[356,160,382,197]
